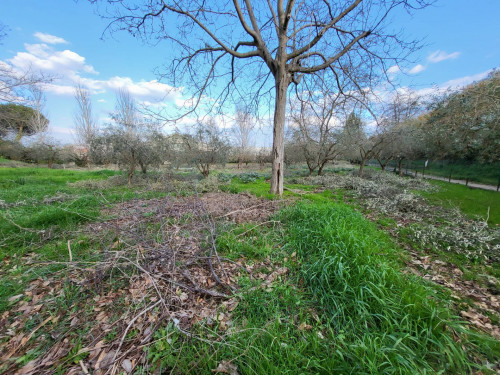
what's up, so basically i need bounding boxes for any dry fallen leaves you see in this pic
[212,360,238,375]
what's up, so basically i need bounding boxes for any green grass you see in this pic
[421,180,500,226]
[278,202,499,373]
[220,176,317,199]
[2,167,499,373]
[144,202,499,374]
[0,167,116,202]
[216,222,277,260]
[403,160,500,186]
[0,167,165,312]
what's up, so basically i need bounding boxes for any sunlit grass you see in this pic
[421,180,500,226]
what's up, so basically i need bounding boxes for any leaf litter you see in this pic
[0,192,282,374]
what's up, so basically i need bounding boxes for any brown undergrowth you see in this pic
[0,192,281,374]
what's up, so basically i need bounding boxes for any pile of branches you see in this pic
[2,191,278,374]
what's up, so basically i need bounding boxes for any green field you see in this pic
[0,166,498,374]
[421,180,500,226]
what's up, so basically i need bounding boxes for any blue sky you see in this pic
[1,0,499,144]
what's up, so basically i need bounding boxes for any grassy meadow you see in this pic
[0,165,499,374]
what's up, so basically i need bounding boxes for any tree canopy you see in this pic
[0,103,49,141]
[423,70,500,163]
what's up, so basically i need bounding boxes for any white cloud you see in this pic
[5,38,192,122]
[9,43,98,77]
[439,70,491,90]
[427,50,460,63]
[387,65,401,75]
[34,32,68,45]
[105,76,179,99]
[49,125,75,135]
[77,76,184,104]
[44,83,76,96]
[412,70,492,98]
[408,64,426,75]
[24,43,51,58]
[34,32,69,45]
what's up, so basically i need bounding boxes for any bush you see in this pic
[238,172,261,183]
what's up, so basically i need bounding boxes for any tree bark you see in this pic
[359,156,368,177]
[318,161,327,176]
[270,66,289,196]
[15,125,24,142]
[128,153,135,185]
[128,167,134,185]
[140,162,147,174]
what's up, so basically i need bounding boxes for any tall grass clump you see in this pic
[279,202,499,374]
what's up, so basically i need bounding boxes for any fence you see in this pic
[368,159,500,191]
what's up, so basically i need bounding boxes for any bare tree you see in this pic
[373,90,422,171]
[233,104,255,169]
[90,0,430,195]
[74,84,99,167]
[115,89,141,182]
[289,77,346,175]
[27,84,49,143]
[0,27,51,105]
[0,63,50,105]
[24,83,60,169]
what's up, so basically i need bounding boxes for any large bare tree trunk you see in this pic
[270,65,289,196]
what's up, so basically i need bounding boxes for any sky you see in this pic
[1,0,499,145]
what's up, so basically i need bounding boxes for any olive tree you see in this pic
[424,70,500,163]
[90,0,431,195]
[97,90,164,184]
[181,121,231,178]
